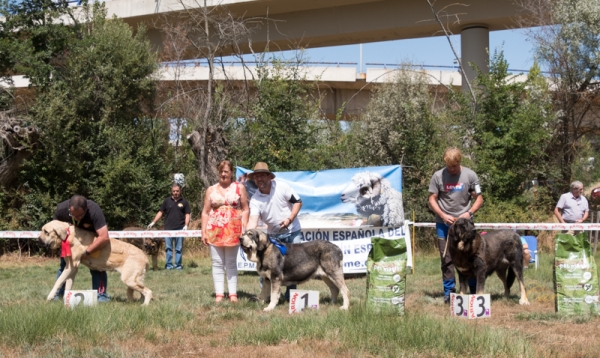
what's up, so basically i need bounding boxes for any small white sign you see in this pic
[288,290,319,314]
[64,290,98,309]
[450,293,491,319]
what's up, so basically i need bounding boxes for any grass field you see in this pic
[1,246,600,358]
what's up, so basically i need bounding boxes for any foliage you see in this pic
[0,0,77,91]
[522,0,600,185]
[466,52,555,201]
[14,3,170,230]
[228,58,324,172]
[348,67,450,223]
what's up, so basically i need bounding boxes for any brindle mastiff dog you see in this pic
[447,218,530,305]
[122,227,163,271]
[240,229,350,311]
[38,220,153,305]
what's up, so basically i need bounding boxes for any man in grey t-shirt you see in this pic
[555,181,588,234]
[428,147,484,303]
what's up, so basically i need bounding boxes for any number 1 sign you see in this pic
[289,290,319,314]
[450,293,491,319]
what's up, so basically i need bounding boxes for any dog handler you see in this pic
[428,147,484,303]
[148,183,191,270]
[554,181,589,235]
[246,162,303,302]
[53,195,111,302]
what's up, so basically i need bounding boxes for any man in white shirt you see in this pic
[555,181,589,234]
[246,162,302,301]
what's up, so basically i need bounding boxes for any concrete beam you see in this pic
[105,0,524,57]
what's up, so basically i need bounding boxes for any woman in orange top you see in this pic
[201,160,249,303]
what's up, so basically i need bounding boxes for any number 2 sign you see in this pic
[450,293,491,319]
[288,290,319,314]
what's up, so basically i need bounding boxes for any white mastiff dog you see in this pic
[38,220,152,305]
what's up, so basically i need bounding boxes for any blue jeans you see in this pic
[165,236,184,269]
[55,257,109,299]
[271,230,302,301]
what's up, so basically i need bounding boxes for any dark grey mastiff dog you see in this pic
[447,218,530,305]
[240,229,350,311]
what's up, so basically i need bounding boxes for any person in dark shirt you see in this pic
[53,195,111,302]
[148,184,191,270]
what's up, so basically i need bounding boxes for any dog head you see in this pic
[239,229,269,262]
[144,238,162,255]
[448,217,478,252]
[38,220,70,250]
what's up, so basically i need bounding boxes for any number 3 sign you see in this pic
[450,293,491,319]
[288,290,319,314]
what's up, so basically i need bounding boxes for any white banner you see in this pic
[237,224,412,274]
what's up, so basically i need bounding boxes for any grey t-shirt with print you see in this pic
[428,166,481,223]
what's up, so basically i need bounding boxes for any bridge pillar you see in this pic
[461,25,489,92]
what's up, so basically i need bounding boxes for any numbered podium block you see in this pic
[64,290,98,309]
[450,293,491,319]
[288,290,319,314]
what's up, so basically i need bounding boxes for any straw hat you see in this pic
[248,162,275,180]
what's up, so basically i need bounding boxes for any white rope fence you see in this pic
[411,222,600,231]
[1,222,599,239]
[0,230,203,239]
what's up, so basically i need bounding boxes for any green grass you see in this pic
[0,249,597,357]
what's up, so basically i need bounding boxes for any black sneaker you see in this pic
[444,295,450,304]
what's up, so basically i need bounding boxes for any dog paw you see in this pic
[339,306,349,310]
[519,298,530,305]
[263,306,275,311]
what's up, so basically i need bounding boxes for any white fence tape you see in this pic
[411,223,599,230]
[0,230,203,239]
[2,222,597,239]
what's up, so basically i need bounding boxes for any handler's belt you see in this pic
[269,238,287,256]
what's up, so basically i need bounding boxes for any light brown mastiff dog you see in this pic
[38,220,152,305]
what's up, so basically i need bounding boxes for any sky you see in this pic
[265,28,537,73]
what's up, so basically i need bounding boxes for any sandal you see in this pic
[215,294,224,303]
[229,294,238,303]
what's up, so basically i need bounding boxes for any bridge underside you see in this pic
[112,0,523,56]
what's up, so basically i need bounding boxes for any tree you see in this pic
[518,0,600,186]
[467,51,555,200]
[0,0,76,189]
[16,3,170,230]
[350,66,447,223]
[158,0,254,188]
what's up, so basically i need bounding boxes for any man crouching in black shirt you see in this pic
[53,195,111,302]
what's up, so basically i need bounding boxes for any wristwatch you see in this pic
[468,211,474,219]
[85,250,91,256]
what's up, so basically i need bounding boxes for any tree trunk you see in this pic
[0,117,40,188]
[187,125,228,188]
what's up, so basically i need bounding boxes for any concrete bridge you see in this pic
[104,0,528,91]
[5,63,528,119]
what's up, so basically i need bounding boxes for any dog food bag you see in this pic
[554,233,600,315]
[366,237,407,315]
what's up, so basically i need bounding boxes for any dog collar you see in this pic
[269,238,287,256]
[61,227,72,258]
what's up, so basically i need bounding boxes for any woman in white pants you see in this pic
[201,160,249,303]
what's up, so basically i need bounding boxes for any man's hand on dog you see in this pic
[442,213,457,225]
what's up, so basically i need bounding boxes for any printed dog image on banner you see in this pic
[236,165,409,274]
